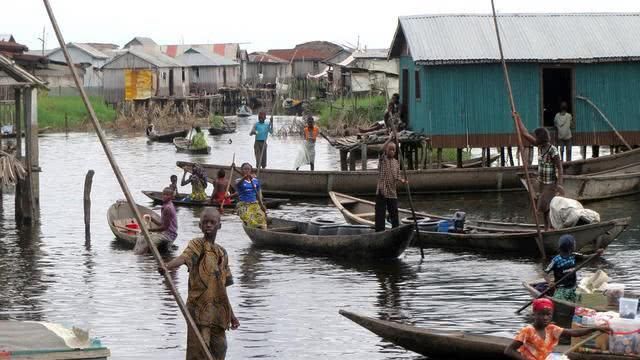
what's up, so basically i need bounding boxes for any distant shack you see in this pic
[176,47,240,94]
[390,13,640,151]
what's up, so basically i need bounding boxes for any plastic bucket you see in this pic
[418,220,440,232]
[307,216,343,235]
[437,220,450,233]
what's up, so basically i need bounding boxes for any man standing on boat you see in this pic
[294,115,319,171]
[160,208,240,360]
[250,112,273,169]
[515,115,563,230]
[375,135,407,232]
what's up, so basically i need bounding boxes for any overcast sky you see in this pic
[5,0,639,53]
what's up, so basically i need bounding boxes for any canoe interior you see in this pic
[141,190,287,209]
[107,201,162,245]
[173,137,211,154]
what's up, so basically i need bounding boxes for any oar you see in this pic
[562,331,603,355]
[42,2,215,359]
[491,0,546,260]
[390,121,424,259]
[515,251,601,314]
[219,154,235,213]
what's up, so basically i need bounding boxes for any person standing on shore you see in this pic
[250,112,273,169]
[375,135,407,232]
[295,115,319,171]
[515,114,563,230]
[160,208,240,360]
[554,102,573,161]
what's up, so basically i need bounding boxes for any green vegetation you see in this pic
[38,95,116,129]
[310,96,388,129]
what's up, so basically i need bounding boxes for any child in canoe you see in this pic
[504,298,609,360]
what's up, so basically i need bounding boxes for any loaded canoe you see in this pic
[339,310,638,360]
[520,162,640,202]
[173,137,211,154]
[141,190,288,209]
[107,201,173,250]
[330,192,630,256]
[147,129,188,143]
[177,148,640,197]
[242,217,414,259]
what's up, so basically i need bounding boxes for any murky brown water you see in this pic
[1,116,639,359]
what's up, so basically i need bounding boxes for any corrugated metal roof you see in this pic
[248,52,288,64]
[103,49,185,68]
[394,13,640,64]
[0,53,47,88]
[161,43,240,60]
[176,47,238,66]
[352,49,388,59]
[0,34,15,42]
[124,37,158,48]
[71,43,109,59]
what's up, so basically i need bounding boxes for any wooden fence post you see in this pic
[84,170,95,242]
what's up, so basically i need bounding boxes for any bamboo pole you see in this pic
[41,1,215,359]
[491,0,546,259]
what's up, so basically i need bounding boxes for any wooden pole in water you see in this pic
[491,0,546,260]
[41,2,215,359]
[83,169,94,242]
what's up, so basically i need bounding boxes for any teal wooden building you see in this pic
[389,13,640,149]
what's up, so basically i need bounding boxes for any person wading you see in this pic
[160,208,240,360]
[516,116,563,230]
[295,115,319,171]
[375,135,407,232]
[250,112,273,169]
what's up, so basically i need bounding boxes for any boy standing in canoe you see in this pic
[504,298,609,359]
[160,208,240,360]
[375,135,407,232]
[250,112,273,169]
[135,187,178,254]
[515,115,563,230]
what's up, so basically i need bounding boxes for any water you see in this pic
[1,116,639,359]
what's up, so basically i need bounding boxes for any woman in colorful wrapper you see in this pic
[233,163,266,229]
[181,164,208,202]
[504,298,610,360]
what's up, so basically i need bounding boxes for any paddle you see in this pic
[491,0,547,260]
[515,251,602,314]
[562,331,603,355]
[389,119,424,259]
[43,2,215,359]
[219,154,235,213]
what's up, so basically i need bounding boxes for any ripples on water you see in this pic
[1,116,638,359]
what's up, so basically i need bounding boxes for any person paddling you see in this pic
[160,208,240,360]
[504,298,609,360]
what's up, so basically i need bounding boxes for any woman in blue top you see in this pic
[233,162,267,229]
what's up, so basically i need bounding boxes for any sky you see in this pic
[4,0,639,53]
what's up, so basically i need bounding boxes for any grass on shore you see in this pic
[310,96,388,129]
[38,95,116,129]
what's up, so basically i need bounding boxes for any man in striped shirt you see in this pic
[375,135,407,232]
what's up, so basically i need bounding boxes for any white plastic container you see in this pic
[619,297,639,319]
[609,318,640,355]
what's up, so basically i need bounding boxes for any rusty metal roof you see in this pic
[176,47,238,66]
[391,13,640,64]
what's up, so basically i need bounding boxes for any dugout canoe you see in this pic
[208,121,237,135]
[107,201,173,250]
[242,217,414,259]
[339,310,637,360]
[519,162,640,202]
[236,105,252,117]
[177,148,640,197]
[173,137,211,154]
[141,190,288,209]
[330,192,630,256]
[0,320,111,359]
[147,129,188,143]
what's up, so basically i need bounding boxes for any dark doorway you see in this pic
[169,69,175,96]
[402,69,409,124]
[542,68,572,127]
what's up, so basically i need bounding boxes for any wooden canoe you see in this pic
[208,125,236,135]
[242,217,414,259]
[339,310,638,360]
[442,154,500,168]
[236,105,252,117]
[520,162,640,202]
[107,201,173,250]
[177,148,640,197]
[147,129,188,143]
[173,137,211,154]
[141,190,288,209]
[329,192,630,256]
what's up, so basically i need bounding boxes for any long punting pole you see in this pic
[490,0,546,259]
[41,1,215,359]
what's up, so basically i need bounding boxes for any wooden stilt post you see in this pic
[485,147,492,167]
[84,170,95,243]
[500,146,506,166]
[507,146,514,166]
[427,144,433,169]
[348,150,357,171]
[361,142,367,170]
[436,148,443,168]
[592,145,599,158]
[14,88,22,220]
[339,150,348,171]
[581,146,587,159]
[456,148,463,168]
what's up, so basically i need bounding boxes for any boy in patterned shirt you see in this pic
[515,114,563,230]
